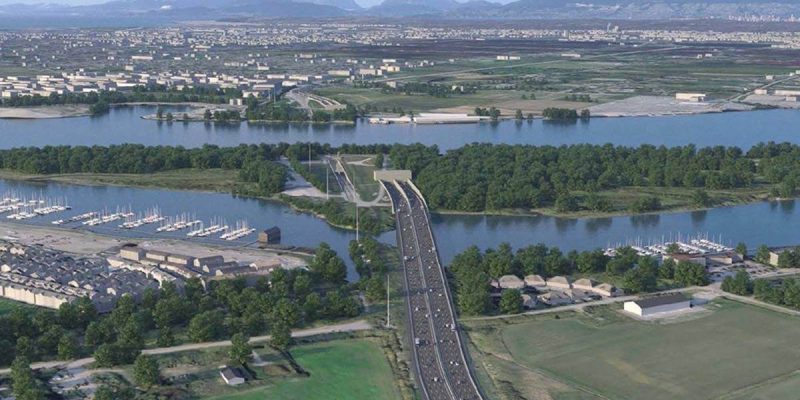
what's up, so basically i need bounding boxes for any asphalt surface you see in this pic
[384,180,482,400]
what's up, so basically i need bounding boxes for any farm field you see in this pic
[206,338,402,400]
[314,87,593,115]
[465,299,800,400]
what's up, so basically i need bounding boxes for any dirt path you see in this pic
[0,320,372,375]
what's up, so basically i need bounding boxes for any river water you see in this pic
[2,105,800,151]
[1,106,799,279]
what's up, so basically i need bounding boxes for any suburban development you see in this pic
[1,1,800,399]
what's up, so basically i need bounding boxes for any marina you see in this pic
[604,233,735,257]
[1,179,799,282]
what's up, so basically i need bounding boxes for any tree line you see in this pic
[388,142,800,213]
[0,85,241,112]
[4,141,798,215]
[722,271,800,312]
[449,243,709,316]
[1,243,357,375]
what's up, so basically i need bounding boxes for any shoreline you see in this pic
[0,219,310,267]
[0,104,91,119]
[0,97,791,122]
[0,172,793,225]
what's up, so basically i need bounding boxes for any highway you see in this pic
[383,179,482,400]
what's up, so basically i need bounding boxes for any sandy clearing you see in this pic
[0,104,91,119]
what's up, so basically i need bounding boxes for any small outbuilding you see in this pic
[573,278,596,291]
[537,291,573,306]
[258,227,281,244]
[220,366,246,386]
[524,274,546,288]
[498,275,525,290]
[546,276,572,290]
[521,294,537,309]
[593,283,619,297]
[624,293,691,317]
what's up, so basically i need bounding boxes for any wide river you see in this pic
[1,106,799,279]
[2,105,800,150]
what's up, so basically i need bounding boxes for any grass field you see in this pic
[206,339,402,400]
[0,168,240,193]
[306,161,342,194]
[340,155,381,202]
[465,299,800,400]
[314,87,593,115]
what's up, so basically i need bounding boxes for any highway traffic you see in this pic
[383,180,482,400]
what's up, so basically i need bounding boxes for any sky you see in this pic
[0,0,102,3]
[0,0,388,6]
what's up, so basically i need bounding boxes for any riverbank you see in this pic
[0,104,91,119]
[0,169,394,234]
[0,168,240,193]
[0,219,308,268]
[0,102,231,120]
[0,169,783,223]
[433,185,778,220]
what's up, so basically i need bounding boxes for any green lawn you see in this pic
[341,155,381,202]
[0,168,240,193]
[206,339,402,400]
[470,300,800,400]
[307,162,342,194]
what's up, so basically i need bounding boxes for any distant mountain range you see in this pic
[3,0,800,23]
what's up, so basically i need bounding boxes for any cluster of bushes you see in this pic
[245,100,309,122]
[203,109,241,121]
[311,104,358,123]
[236,159,287,197]
[379,82,477,98]
[563,94,593,102]
[542,107,579,121]
[349,237,390,303]
[449,243,709,316]
[474,107,501,120]
[280,195,393,234]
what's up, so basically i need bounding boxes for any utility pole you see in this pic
[385,274,391,328]
[355,204,359,243]
[308,143,311,168]
[326,164,329,200]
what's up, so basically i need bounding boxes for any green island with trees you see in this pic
[388,141,800,216]
[0,141,798,228]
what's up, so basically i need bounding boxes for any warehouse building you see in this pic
[624,293,691,317]
[258,227,281,244]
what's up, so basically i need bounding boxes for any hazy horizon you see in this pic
[0,0,387,8]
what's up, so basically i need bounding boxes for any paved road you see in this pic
[383,180,482,400]
[0,320,371,375]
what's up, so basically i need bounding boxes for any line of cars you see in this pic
[384,180,482,400]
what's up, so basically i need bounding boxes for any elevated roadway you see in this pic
[381,179,482,400]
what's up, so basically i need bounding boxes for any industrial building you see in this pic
[624,293,691,317]
[0,240,159,312]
